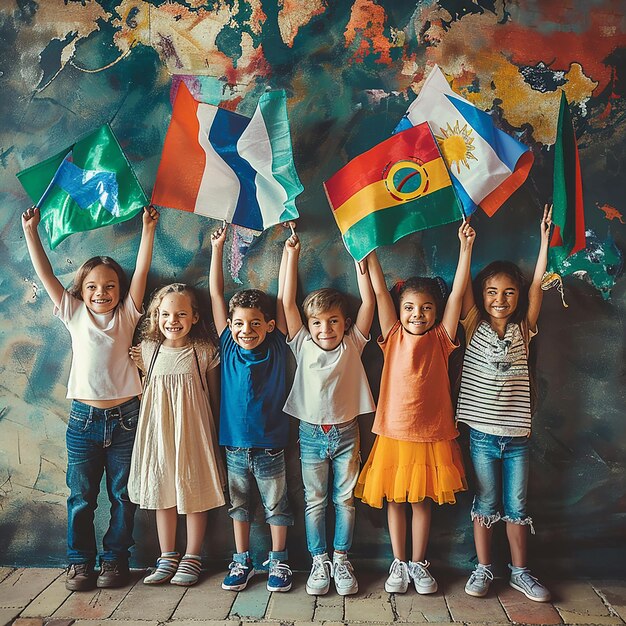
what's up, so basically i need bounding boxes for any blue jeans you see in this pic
[225,447,293,525]
[469,428,533,530]
[66,398,139,565]
[299,419,360,556]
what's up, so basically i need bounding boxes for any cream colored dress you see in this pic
[129,341,226,514]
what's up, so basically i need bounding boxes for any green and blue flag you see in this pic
[17,124,147,248]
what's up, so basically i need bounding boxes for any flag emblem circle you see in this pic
[383,159,429,201]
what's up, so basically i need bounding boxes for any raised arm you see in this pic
[21,207,64,308]
[366,250,398,338]
[354,255,375,337]
[280,233,304,340]
[461,220,477,319]
[209,225,229,335]
[128,205,159,311]
[527,203,552,331]
[441,220,476,341]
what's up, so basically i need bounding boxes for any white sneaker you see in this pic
[333,553,358,596]
[384,558,409,593]
[408,560,438,594]
[306,553,333,596]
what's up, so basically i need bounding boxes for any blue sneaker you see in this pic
[264,558,292,592]
[222,558,255,591]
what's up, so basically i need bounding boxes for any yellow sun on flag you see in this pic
[435,121,477,174]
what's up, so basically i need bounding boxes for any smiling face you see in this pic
[228,306,275,350]
[158,292,198,347]
[482,273,520,324]
[81,265,120,314]
[307,306,349,351]
[399,289,437,335]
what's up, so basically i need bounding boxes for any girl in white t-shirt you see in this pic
[128,283,225,586]
[21,205,159,592]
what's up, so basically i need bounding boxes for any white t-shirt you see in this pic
[54,290,143,400]
[283,325,375,425]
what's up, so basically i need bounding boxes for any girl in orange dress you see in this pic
[356,221,475,595]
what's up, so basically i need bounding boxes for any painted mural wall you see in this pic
[0,0,625,576]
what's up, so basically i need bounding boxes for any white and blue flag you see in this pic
[395,65,533,217]
[153,82,302,230]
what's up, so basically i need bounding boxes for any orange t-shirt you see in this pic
[371,320,459,443]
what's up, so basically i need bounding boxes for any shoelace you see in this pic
[68,563,90,575]
[334,560,353,581]
[311,557,333,580]
[411,561,432,580]
[473,566,494,583]
[228,561,248,578]
[389,559,407,580]
[100,562,120,574]
[516,570,540,588]
[264,560,292,581]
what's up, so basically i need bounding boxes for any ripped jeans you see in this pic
[469,428,534,533]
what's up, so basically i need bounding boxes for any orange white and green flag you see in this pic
[323,122,463,261]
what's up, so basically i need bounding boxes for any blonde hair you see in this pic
[140,283,215,347]
[302,288,349,321]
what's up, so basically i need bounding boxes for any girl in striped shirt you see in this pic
[457,205,552,603]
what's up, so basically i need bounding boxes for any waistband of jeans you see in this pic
[300,418,357,431]
[71,397,139,419]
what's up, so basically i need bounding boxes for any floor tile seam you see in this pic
[590,584,625,621]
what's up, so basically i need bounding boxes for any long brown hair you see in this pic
[68,256,129,302]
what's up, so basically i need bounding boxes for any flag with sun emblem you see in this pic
[395,65,534,217]
[324,122,463,261]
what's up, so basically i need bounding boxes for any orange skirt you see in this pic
[355,435,467,508]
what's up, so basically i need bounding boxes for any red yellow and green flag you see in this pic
[323,122,463,261]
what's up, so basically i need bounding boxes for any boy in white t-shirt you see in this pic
[279,228,375,596]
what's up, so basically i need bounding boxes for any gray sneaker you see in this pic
[465,564,493,597]
[384,558,409,593]
[408,560,438,594]
[333,554,358,596]
[306,553,333,595]
[509,566,551,602]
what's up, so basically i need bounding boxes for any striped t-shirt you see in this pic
[456,306,535,436]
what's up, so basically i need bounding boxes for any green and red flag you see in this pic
[17,124,147,249]
[323,122,463,261]
[542,92,587,305]
[548,92,586,270]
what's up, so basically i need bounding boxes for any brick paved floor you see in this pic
[0,567,624,626]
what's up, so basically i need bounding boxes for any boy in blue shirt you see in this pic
[209,225,293,593]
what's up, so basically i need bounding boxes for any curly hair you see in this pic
[140,283,215,347]
[473,261,529,326]
[228,289,274,321]
[392,276,448,322]
[302,288,350,321]
[68,256,129,302]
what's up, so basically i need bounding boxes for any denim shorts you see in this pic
[469,428,534,531]
[225,447,293,526]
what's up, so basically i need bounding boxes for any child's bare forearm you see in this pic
[354,258,375,336]
[366,251,397,336]
[129,208,159,309]
[209,243,228,333]
[23,219,64,307]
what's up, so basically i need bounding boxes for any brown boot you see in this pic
[65,563,97,591]
[97,560,130,588]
